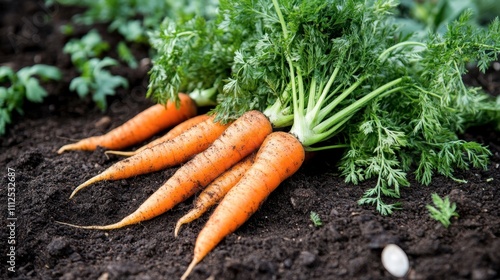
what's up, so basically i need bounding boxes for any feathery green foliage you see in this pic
[148,0,500,214]
[426,193,459,228]
[146,4,244,106]
[310,211,323,227]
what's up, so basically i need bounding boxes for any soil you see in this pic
[1,1,499,280]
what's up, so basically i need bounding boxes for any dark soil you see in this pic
[1,1,499,280]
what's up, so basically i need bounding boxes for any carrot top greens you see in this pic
[147,6,243,107]
[148,0,500,214]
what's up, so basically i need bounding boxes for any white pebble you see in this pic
[493,62,500,71]
[381,244,409,278]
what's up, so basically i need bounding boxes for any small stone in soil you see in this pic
[47,237,71,257]
[298,251,316,267]
[381,244,409,278]
[283,258,293,269]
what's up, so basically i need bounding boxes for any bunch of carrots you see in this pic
[56,0,500,278]
[57,93,304,279]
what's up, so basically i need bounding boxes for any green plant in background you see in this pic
[117,41,138,69]
[63,30,128,110]
[64,28,137,69]
[0,65,62,135]
[426,193,459,228]
[475,0,500,24]
[397,0,476,34]
[396,0,500,39]
[47,0,222,111]
[59,23,75,36]
[47,0,220,43]
[69,57,128,111]
[63,29,109,68]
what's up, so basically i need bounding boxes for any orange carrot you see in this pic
[174,153,256,237]
[105,114,210,157]
[60,110,273,230]
[57,93,197,154]
[181,132,305,280]
[70,115,230,198]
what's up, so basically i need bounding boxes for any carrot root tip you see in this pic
[180,258,199,280]
[174,222,183,238]
[104,150,136,157]
[57,144,73,154]
[69,185,85,199]
[70,177,100,199]
[55,220,99,230]
[55,220,122,230]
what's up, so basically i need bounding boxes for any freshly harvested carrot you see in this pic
[181,132,305,280]
[105,114,210,157]
[70,115,230,198]
[60,110,273,230]
[57,93,197,154]
[174,153,256,237]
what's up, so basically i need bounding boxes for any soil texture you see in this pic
[1,1,499,279]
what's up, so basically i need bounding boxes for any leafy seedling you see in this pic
[49,0,220,44]
[426,193,459,228]
[63,30,128,110]
[117,41,138,69]
[310,211,323,227]
[69,57,128,111]
[59,23,75,36]
[116,20,146,43]
[63,29,109,68]
[0,65,61,134]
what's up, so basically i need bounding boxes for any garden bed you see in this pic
[1,1,499,279]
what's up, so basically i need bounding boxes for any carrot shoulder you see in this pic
[181,132,305,280]
[70,115,229,198]
[60,110,273,230]
[57,93,197,154]
[104,114,210,157]
[174,153,256,237]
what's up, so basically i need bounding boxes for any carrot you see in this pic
[104,114,210,157]
[69,115,230,198]
[181,131,305,280]
[60,110,273,230]
[174,153,256,237]
[57,93,197,154]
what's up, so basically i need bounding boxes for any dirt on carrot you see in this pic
[105,114,211,157]
[175,153,256,237]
